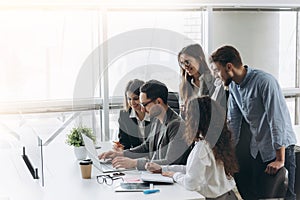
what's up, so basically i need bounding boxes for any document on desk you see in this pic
[141,172,174,183]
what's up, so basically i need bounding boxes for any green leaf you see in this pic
[65,125,95,146]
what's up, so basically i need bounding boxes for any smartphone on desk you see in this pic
[115,182,150,192]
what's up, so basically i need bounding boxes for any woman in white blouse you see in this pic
[146,96,239,200]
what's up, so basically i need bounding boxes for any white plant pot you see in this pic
[74,146,87,160]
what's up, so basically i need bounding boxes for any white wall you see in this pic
[211,11,280,78]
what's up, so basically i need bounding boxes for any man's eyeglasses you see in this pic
[96,175,124,186]
[179,60,191,68]
[139,99,155,108]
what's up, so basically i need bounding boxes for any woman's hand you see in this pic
[162,171,175,177]
[180,104,186,119]
[145,162,162,173]
[112,141,124,152]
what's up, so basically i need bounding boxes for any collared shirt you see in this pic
[228,66,297,162]
[191,72,216,97]
[129,109,150,141]
[124,107,189,170]
[211,78,227,109]
[161,140,236,198]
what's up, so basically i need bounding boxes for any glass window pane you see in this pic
[211,10,296,88]
[107,10,205,98]
[279,12,296,88]
[0,10,100,102]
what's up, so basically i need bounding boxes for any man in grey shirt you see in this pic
[210,45,297,200]
[99,80,191,170]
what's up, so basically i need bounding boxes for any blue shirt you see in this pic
[228,66,297,162]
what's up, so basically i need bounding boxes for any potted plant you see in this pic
[66,126,96,160]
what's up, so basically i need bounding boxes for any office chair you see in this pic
[295,145,300,199]
[257,167,288,199]
[167,92,180,114]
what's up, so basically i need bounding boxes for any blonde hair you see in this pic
[124,79,144,111]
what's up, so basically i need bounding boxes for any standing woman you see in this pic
[178,44,216,118]
[117,79,152,150]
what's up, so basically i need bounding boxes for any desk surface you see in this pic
[0,135,204,200]
[3,126,299,200]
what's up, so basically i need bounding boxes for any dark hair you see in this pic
[209,45,243,68]
[124,79,145,111]
[178,44,210,104]
[140,80,168,104]
[184,96,239,176]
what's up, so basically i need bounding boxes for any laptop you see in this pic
[81,134,129,173]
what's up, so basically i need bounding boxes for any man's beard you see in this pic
[224,77,232,87]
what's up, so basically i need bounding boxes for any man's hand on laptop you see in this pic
[112,157,137,169]
[98,150,123,160]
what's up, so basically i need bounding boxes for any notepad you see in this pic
[141,172,174,183]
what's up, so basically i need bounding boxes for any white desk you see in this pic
[0,136,204,200]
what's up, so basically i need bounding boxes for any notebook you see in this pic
[141,171,174,183]
[81,134,129,173]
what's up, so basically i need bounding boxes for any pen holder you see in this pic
[79,159,93,179]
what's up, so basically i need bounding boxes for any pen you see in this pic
[146,152,156,170]
[150,151,157,163]
[143,189,160,194]
[113,141,124,149]
[144,184,159,194]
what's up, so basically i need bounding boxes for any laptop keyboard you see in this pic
[99,159,112,164]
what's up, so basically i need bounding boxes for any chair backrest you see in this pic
[167,92,180,114]
[257,167,288,199]
[295,145,300,199]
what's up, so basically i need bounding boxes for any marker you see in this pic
[143,189,160,194]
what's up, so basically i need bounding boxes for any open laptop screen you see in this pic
[82,134,126,173]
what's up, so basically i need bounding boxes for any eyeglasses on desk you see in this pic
[96,174,124,186]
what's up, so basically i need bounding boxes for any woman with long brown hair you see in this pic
[146,96,239,199]
[178,44,216,118]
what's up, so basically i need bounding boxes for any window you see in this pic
[0,6,299,145]
[210,9,299,124]
[0,10,101,102]
[107,10,205,97]
[106,10,205,139]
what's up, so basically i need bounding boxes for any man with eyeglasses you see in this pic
[99,80,191,170]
